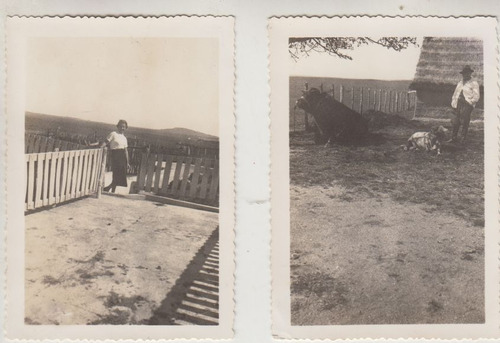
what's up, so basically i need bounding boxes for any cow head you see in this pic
[295,88,323,113]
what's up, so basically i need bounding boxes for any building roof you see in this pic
[411,37,483,88]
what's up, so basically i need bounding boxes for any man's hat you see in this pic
[460,65,474,75]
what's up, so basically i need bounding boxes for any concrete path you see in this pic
[25,194,219,325]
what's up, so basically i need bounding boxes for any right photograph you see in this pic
[270,16,499,340]
[289,36,484,325]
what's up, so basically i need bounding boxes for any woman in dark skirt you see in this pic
[102,119,129,193]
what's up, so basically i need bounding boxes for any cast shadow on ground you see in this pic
[146,226,219,325]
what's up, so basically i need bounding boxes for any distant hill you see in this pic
[25,112,218,145]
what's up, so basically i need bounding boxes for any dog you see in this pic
[404,126,449,155]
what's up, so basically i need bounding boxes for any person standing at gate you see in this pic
[102,119,130,193]
[449,65,480,143]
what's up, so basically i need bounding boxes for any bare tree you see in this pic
[289,37,418,61]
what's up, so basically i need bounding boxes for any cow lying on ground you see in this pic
[404,125,449,155]
[295,88,368,146]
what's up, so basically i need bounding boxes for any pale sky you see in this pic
[289,37,423,80]
[26,37,219,136]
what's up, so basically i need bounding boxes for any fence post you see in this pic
[359,88,363,114]
[97,147,107,199]
[409,90,418,119]
[351,87,354,109]
[304,82,310,132]
[391,91,395,113]
[339,85,344,103]
[320,83,324,93]
[378,89,381,111]
[367,88,370,111]
[331,84,335,100]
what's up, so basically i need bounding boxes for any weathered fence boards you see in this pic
[325,84,417,115]
[294,83,418,132]
[25,133,88,154]
[135,153,219,207]
[25,148,105,211]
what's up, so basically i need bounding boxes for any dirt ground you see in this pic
[25,195,219,325]
[290,112,484,325]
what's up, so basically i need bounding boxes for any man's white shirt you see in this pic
[451,79,480,108]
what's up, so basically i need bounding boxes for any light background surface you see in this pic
[1,1,500,343]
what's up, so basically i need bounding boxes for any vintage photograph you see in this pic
[271,17,499,339]
[6,16,234,340]
[289,36,484,325]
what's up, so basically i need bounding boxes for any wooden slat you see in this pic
[85,150,94,194]
[144,153,157,193]
[189,158,203,198]
[207,161,219,200]
[79,150,88,196]
[81,150,90,195]
[93,149,102,190]
[198,159,212,199]
[96,148,105,191]
[89,149,98,191]
[74,150,84,198]
[69,150,79,199]
[170,155,185,196]
[41,152,51,206]
[65,150,75,201]
[54,151,63,203]
[160,155,174,194]
[34,153,44,208]
[136,152,149,192]
[153,153,164,193]
[48,152,57,205]
[179,157,193,197]
[60,151,71,202]
[26,154,36,210]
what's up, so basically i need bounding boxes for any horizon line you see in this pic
[25,111,219,138]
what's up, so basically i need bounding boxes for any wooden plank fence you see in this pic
[25,148,106,211]
[295,83,418,132]
[135,153,219,207]
[25,133,88,154]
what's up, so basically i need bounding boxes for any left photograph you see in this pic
[6,17,234,340]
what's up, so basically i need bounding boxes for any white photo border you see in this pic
[270,16,499,340]
[5,16,235,340]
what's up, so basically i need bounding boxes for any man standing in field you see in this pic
[449,65,480,143]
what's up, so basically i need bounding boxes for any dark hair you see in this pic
[117,119,128,129]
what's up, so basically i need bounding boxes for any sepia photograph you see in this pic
[6,16,234,340]
[271,16,499,339]
[289,36,484,325]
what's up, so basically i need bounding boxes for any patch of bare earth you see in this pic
[289,118,484,325]
[25,195,218,325]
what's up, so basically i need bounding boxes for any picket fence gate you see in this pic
[135,153,219,207]
[25,148,106,211]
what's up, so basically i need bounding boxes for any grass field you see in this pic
[289,107,484,324]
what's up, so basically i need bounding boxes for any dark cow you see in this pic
[296,88,368,145]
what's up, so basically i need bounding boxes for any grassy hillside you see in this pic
[26,112,218,146]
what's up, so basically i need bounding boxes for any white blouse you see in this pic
[106,131,128,150]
